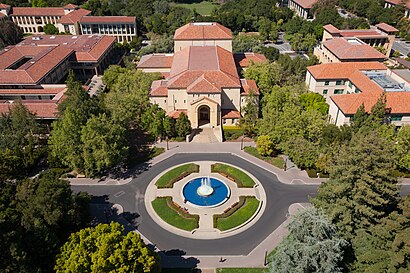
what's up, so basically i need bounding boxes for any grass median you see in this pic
[214,196,260,231]
[211,163,255,188]
[155,163,199,188]
[152,197,199,231]
[244,146,284,169]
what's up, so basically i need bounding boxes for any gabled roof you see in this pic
[137,54,173,68]
[292,0,318,9]
[190,96,219,106]
[80,16,135,24]
[222,109,241,119]
[10,7,66,16]
[331,92,410,115]
[0,3,10,9]
[234,52,267,68]
[240,79,259,95]
[150,80,168,97]
[167,46,240,90]
[187,75,221,93]
[174,22,232,40]
[322,38,386,61]
[375,22,399,33]
[64,4,78,9]
[58,8,91,24]
[168,109,187,119]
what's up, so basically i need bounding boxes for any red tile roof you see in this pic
[234,53,267,68]
[0,3,10,9]
[58,8,91,24]
[174,22,232,40]
[331,92,410,115]
[322,38,386,61]
[187,75,221,93]
[222,109,241,119]
[385,0,410,9]
[167,46,240,90]
[150,80,168,97]
[240,79,259,95]
[0,13,5,18]
[80,16,135,24]
[292,0,318,9]
[168,109,187,119]
[64,4,78,9]
[323,24,340,34]
[339,29,385,38]
[10,7,66,16]
[137,54,173,68]
[0,87,66,95]
[375,22,399,33]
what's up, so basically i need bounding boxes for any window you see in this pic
[323,89,328,95]
[174,100,177,103]
[324,81,330,86]
[355,87,361,93]
[391,116,403,121]
[183,100,186,103]
[334,89,344,94]
[336,80,344,85]
[348,82,353,88]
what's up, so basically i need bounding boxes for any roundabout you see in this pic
[70,153,319,255]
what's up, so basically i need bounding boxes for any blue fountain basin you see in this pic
[183,177,230,207]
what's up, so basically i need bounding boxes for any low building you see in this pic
[138,22,265,131]
[306,62,410,126]
[0,3,136,43]
[288,0,317,20]
[314,37,387,63]
[321,23,397,57]
[384,0,410,19]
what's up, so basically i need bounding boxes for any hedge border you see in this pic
[211,163,255,188]
[155,163,200,188]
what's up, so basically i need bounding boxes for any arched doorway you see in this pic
[198,105,210,126]
[38,26,44,33]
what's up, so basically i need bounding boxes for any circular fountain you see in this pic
[183,176,230,207]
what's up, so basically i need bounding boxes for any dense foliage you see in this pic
[0,19,23,50]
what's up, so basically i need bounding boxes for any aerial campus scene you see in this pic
[0,0,409,272]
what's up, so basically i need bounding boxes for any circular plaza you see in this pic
[145,161,267,239]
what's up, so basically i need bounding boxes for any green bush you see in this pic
[223,128,244,141]
[152,197,199,231]
[211,163,255,187]
[256,135,274,156]
[156,163,199,188]
[306,168,318,178]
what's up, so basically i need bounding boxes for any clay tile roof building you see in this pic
[292,0,318,8]
[288,0,317,19]
[80,16,135,24]
[139,22,264,133]
[174,22,232,41]
[375,22,399,33]
[0,3,10,9]
[319,37,387,63]
[64,4,78,9]
[234,53,267,68]
[11,7,66,16]
[385,0,410,9]
[58,8,91,24]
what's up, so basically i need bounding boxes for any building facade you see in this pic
[306,62,410,127]
[0,3,136,43]
[138,22,265,131]
[384,0,410,18]
[288,0,317,20]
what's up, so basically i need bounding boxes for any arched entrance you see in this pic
[198,105,210,126]
[38,26,44,33]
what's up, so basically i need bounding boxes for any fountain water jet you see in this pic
[197,176,214,196]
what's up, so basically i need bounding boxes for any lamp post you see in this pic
[264,249,268,266]
[166,136,169,151]
[240,132,245,150]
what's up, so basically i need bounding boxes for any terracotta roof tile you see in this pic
[375,22,399,33]
[187,75,220,93]
[168,109,187,119]
[10,7,65,16]
[240,79,259,95]
[64,4,78,9]
[323,24,340,34]
[0,3,10,8]
[137,54,173,68]
[222,109,241,119]
[338,29,385,38]
[58,8,91,24]
[385,0,410,9]
[0,87,65,95]
[174,22,232,40]
[80,16,135,24]
[322,38,386,61]
[292,0,318,9]
[150,80,168,97]
[331,92,410,115]
[234,52,267,67]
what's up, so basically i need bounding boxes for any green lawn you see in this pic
[217,269,266,273]
[172,1,220,16]
[215,197,260,231]
[151,197,199,231]
[211,163,255,188]
[244,147,284,169]
[155,163,199,188]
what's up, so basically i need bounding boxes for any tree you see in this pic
[81,114,128,177]
[298,92,329,115]
[257,135,274,156]
[175,112,191,138]
[351,103,368,131]
[44,23,59,34]
[239,92,259,136]
[55,222,160,273]
[396,125,410,171]
[0,19,23,50]
[102,65,127,90]
[312,131,400,240]
[269,207,347,273]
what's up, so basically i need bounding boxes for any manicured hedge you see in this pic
[211,163,255,188]
[155,163,199,188]
[152,197,199,231]
[214,196,260,231]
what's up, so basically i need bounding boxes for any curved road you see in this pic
[71,153,410,256]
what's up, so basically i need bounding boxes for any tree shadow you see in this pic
[159,249,200,270]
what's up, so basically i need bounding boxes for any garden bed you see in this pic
[211,163,255,188]
[152,197,199,231]
[155,163,199,188]
[214,196,260,231]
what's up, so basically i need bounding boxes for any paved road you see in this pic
[393,40,410,56]
[72,153,319,255]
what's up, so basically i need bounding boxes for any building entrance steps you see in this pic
[191,127,220,143]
